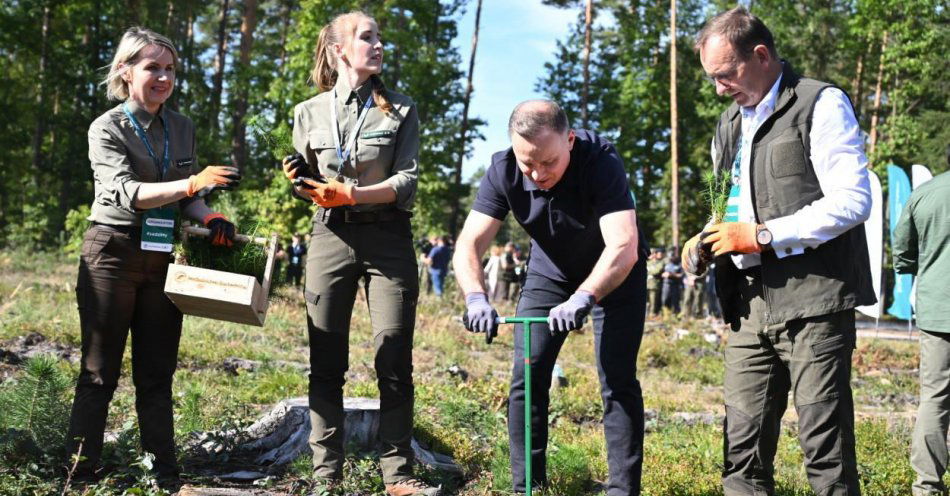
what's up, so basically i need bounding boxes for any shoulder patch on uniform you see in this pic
[176,157,194,168]
[361,130,396,139]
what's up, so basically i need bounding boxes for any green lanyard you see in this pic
[123,103,170,178]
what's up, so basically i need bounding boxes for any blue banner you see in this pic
[887,164,913,320]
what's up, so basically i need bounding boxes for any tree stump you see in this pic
[187,397,461,476]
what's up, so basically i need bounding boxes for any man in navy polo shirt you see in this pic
[453,100,648,495]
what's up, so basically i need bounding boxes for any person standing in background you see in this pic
[286,233,307,288]
[661,250,684,314]
[425,235,451,297]
[893,166,950,496]
[646,248,665,316]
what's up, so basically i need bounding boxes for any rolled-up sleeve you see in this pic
[88,122,143,213]
[385,104,419,210]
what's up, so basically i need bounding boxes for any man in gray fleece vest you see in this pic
[682,7,876,496]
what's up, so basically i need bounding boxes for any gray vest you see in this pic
[712,63,876,326]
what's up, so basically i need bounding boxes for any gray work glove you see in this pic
[463,292,499,344]
[548,290,595,334]
[682,231,713,276]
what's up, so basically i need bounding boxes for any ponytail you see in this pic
[370,74,394,114]
[311,24,337,91]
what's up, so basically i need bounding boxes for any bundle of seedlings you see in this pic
[688,170,731,275]
[175,219,269,285]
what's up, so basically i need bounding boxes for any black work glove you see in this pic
[463,292,499,344]
[547,290,595,334]
[204,213,236,248]
[282,152,310,180]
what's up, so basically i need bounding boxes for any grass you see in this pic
[0,249,927,494]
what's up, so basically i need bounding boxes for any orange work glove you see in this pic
[681,233,712,275]
[298,178,357,208]
[187,165,241,197]
[203,213,236,248]
[702,222,761,256]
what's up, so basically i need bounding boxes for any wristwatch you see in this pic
[756,224,773,248]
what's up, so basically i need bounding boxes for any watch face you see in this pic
[757,228,773,245]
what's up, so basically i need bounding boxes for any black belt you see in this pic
[92,222,138,235]
[318,207,411,224]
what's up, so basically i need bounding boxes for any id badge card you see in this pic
[141,208,176,252]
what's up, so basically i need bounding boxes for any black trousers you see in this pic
[508,261,646,496]
[67,225,182,476]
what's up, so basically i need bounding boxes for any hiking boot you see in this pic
[385,477,442,496]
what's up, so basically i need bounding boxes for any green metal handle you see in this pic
[495,316,548,324]
[494,316,546,495]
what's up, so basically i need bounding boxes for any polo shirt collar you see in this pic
[125,99,164,129]
[333,76,373,106]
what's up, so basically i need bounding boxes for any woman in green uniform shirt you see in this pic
[281,11,438,496]
[66,27,240,483]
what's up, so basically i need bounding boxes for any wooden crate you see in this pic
[164,225,278,327]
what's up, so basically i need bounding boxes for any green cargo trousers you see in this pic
[722,272,859,496]
[911,330,950,496]
[304,214,418,484]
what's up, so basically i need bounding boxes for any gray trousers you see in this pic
[304,216,418,484]
[722,272,859,496]
[912,330,950,496]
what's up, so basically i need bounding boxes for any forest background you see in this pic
[0,0,947,259]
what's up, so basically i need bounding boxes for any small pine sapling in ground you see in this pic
[0,355,72,465]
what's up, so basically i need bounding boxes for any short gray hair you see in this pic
[508,99,570,140]
[102,27,178,101]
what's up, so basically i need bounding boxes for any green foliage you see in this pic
[63,204,91,258]
[0,355,72,464]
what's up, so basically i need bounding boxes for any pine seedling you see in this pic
[177,219,269,284]
[0,355,72,461]
[249,115,296,161]
[703,169,731,223]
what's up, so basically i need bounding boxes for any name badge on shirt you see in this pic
[141,208,175,252]
[360,130,395,139]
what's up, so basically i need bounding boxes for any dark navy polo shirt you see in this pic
[472,129,637,284]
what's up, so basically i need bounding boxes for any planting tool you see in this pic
[493,316,548,496]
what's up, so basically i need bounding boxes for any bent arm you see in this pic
[578,209,640,301]
[453,211,503,296]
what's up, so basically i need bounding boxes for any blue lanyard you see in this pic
[123,103,170,178]
[329,89,374,170]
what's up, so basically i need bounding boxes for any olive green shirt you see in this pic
[87,101,199,226]
[893,171,950,333]
[292,77,419,212]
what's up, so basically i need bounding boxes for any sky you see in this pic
[452,1,578,181]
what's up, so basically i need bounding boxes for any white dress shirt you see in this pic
[721,70,872,269]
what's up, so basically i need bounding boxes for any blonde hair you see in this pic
[311,11,393,113]
[102,27,179,101]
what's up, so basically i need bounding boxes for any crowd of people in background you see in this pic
[647,247,721,320]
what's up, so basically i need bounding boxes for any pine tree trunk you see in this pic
[669,0,680,248]
[868,31,888,159]
[581,0,593,129]
[210,0,231,139]
[850,42,867,120]
[448,0,482,239]
[230,0,259,172]
[31,4,52,176]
